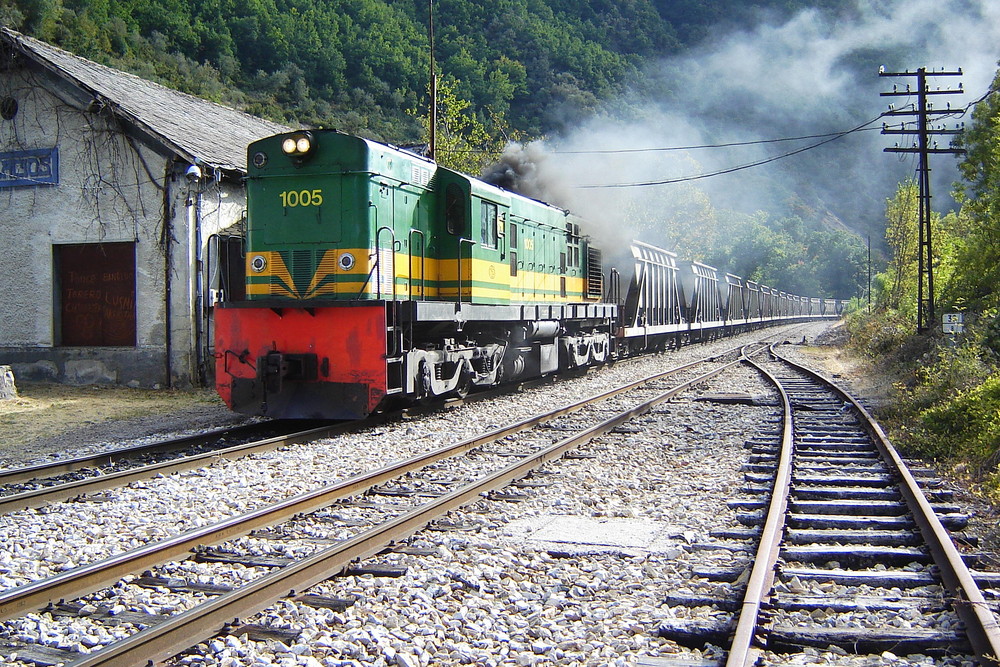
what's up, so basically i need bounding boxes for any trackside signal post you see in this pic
[880,67,965,333]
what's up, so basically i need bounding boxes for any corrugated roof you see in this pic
[1,28,291,173]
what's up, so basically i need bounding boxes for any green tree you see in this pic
[417,77,520,175]
[880,179,919,314]
[951,68,1000,312]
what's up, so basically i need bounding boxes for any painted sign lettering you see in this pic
[0,148,59,187]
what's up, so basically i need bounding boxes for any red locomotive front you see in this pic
[215,303,389,419]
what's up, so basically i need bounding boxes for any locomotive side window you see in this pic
[480,201,498,248]
[510,223,518,249]
[510,250,518,277]
[445,183,465,235]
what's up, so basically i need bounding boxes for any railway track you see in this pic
[657,344,1000,666]
[0,420,359,514]
[0,343,762,666]
[0,345,686,516]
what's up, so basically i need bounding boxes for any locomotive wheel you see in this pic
[417,360,433,402]
[449,362,474,399]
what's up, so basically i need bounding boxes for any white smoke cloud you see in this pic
[487,0,1000,256]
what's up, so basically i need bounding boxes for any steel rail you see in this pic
[0,421,287,485]
[0,420,365,514]
[770,346,1000,667]
[66,350,750,666]
[0,349,747,623]
[722,345,794,666]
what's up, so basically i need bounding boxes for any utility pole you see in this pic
[880,67,965,333]
[428,0,437,161]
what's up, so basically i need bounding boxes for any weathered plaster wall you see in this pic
[0,62,247,387]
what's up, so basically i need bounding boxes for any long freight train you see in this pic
[214,130,841,419]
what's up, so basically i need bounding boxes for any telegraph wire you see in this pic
[555,127,882,154]
[578,113,887,189]
[436,82,998,179]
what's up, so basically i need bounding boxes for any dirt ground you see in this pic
[0,382,247,468]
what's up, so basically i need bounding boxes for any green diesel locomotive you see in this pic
[215,130,615,419]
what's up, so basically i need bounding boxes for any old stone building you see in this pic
[0,28,289,388]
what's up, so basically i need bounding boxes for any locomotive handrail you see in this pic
[607,267,621,305]
[356,204,380,299]
[408,229,426,301]
[457,238,476,304]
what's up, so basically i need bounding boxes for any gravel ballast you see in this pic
[2,321,982,666]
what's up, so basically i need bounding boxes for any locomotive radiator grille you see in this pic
[586,247,603,299]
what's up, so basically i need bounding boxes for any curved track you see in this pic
[724,345,1000,666]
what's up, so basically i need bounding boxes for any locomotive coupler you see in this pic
[261,351,320,394]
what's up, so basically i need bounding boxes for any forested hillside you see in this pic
[0,0,848,141]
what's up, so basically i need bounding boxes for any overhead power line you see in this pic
[556,127,882,154]
[577,114,886,189]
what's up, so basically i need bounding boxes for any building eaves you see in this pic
[1,28,292,174]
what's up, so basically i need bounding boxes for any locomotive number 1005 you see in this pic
[279,189,324,207]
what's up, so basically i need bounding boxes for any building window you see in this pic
[0,97,16,120]
[55,242,137,346]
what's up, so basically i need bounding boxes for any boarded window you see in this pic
[56,242,136,346]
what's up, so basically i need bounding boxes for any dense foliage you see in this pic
[1,0,685,140]
[0,0,849,141]
[0,0,866,297]
[845,65,1000,498]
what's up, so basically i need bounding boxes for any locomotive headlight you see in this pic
[280,131,315,159]
[338,252,356,271]
[250,255,268,273]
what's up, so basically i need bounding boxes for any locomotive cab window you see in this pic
[480,201,498,248]
[445,183,466,236]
